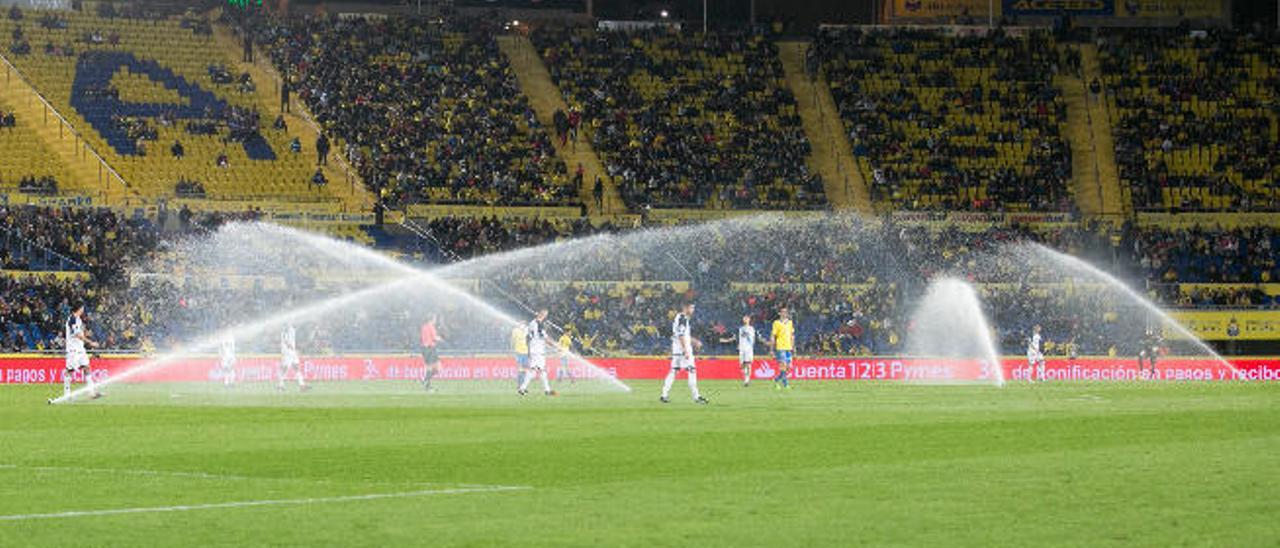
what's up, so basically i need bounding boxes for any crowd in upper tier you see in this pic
[2,206,1276,354]
[256,15,576,208]
[814,27,1072,212]
[533,25,824,210]
[1099,28,1280,212]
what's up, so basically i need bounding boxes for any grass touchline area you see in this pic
[1,381,1276,547]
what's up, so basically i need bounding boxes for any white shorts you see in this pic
[220,358,236,371]
[738,352,754,365]
[670,355,695,371]
[65,350,89,370]
[281,352,299,368]
[528,354,547,371]
[1027,352,1045,365]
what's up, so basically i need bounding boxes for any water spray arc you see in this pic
[1019,243,1237,374]
[54,222,631,404]
[905,277,1005,385]
[54,214,1237,402]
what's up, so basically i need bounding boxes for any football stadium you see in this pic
[1,0,1278,545]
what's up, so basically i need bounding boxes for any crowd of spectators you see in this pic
[1,211,1277,354]
[815,27,1072,212]
[16,175,58,195]
[254,15,576,208]
[406,215,617,261]
[534,25,824,210]
[1127,225,1278,283]
[1099,28,1280,211]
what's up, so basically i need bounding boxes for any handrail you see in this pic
[0,52,140,207]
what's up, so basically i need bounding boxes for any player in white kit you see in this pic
[517,309,555,396]
[219,333,237,387]
[277,323,308,391]
[52,303,102,402]
[720,315,756,387]
[1027,324,1046,382]
[661,302,709,404]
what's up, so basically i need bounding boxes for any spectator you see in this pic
[310,168,327,189]
[315,133,329,166]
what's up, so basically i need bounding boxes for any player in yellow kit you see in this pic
[770,307,795,389]
[511,323,529,388]
[556,330,575,384]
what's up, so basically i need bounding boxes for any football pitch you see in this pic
[1,381,1277,547]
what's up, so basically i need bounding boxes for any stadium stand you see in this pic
[0,97,74,197]
[5,200,1275,356]
[1099,28,1280,212]
[814,27,1073,212]
[0,8,341,204]
[533,26,824,210]
[0,10,1274,359]
[256,15,577,209]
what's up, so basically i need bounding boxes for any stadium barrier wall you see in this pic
[1166,311,1280,341]
[2,355,1278,385]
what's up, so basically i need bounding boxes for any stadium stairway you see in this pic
[1077,45,1126,218]
[497,34,620,215]
[777,41,871,214]
[1056,61,1103,216]
[211,18,370,213]
[0,56,133,205]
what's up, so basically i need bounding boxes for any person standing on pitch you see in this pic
[278,322,308,391]
[219,331,237,387]
[770,307,795,390]
[52,303,102,403]
[420,314,444,392]
[511,322,529,388]
[1027,324,1046,382]
[518,309,555,396]
[661,302,709,404]
[720,315,756,387]
[556,329,575,384]
[1138,326,1163,379]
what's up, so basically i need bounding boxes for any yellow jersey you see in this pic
[771,319,795,351]
[558,333,573,354]
[511,326,528,354]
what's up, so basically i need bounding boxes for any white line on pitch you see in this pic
[0,464,257,482]
[0,485,530,522]
[0,464,474,488]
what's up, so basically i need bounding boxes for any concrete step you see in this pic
[498,34,619,215]
[777,41,871,214]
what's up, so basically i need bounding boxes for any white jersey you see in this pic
[65,314,86,354]
[1027,332,1043,358]
[526,319,547,357]
[220,335,236,366]
[281,325,297,356]
[671,313,691,356]
[737,325,756,356]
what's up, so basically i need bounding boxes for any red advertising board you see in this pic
[2,355,1278,385]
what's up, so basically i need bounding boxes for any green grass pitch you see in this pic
[1,381,1277,547]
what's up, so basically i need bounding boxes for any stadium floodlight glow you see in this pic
[660,10,669,18]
